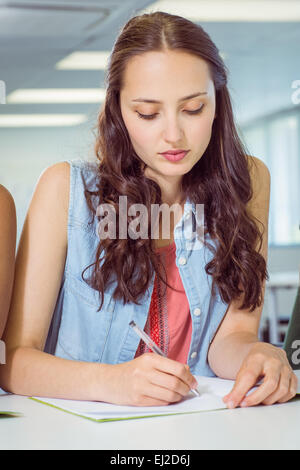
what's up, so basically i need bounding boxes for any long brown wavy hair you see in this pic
[83,11,268,313]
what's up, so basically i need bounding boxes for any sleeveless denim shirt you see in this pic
[44,159,230,377]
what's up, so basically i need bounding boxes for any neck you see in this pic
[143,165,184,207]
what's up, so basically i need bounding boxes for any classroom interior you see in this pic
[0,0,299,347]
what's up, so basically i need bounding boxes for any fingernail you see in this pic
[240,400,247,407]
[226,400,235,409]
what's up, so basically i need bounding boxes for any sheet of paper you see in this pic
[30,376,239,422]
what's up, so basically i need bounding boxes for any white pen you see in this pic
[129,320,200,397]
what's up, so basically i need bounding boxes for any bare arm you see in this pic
[208,156,297,407]
[0,163,107,400]
[0,162,196,405]
[0,185,16,338]
[207,156,270,378]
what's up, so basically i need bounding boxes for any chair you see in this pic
[266,271,299,345]
[283,277,300,370]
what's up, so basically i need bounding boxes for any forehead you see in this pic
[120,50,214,99]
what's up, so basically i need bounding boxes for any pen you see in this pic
[129,320,200,397]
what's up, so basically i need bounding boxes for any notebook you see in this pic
[29,376,255,423]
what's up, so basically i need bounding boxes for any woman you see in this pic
[0,184,16,340]
[0,11,297,407]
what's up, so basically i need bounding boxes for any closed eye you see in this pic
[136,105,205,120]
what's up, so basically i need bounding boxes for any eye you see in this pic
[185,104,205,115]
[136,111,157,120]
[135,104,205,120]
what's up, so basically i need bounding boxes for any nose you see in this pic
[162,114,184,145]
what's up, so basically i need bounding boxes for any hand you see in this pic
[106,353,198,407]
[223,342,298,408]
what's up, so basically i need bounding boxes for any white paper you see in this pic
[31,376,241,421]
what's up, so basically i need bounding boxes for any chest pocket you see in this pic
[56,273,116,363]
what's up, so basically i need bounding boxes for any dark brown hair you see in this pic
[83,11,268,313]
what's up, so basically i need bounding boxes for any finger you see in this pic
[261,367,291,405]
[148,370,191,397]
[132,394,171,407]
[223,362,263,408]
[276,371,298,404]
[149,354,197,389]
[239,367,280,407]
[143,382,183,404]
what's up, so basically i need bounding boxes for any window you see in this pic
[241,111,300,246]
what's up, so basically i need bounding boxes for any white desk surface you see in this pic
[1,392,300,450]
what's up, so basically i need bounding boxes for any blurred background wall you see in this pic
[0,0,299,344]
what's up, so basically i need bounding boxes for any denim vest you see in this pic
[44,159,229,377]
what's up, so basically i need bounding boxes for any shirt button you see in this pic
[193,308,201,316]
[191,351,197,359]
[184,212,191,220]
[178,256,187,265]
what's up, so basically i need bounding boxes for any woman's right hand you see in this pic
[102,352,199,406]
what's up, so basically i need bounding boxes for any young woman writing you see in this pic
[0,11,297,408]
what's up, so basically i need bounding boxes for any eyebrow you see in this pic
[131,92,207,104]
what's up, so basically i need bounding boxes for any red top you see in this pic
[135,240,192,363]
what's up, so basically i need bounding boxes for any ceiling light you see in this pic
[0,114,87,127]
[6,88,106,104]
[142,0,300,21]
[55,51,110,70]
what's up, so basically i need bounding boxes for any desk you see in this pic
[266,271,299,345]
[1,392,300,450]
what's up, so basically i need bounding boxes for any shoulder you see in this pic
[0,184,15,207]
[33,159,99,226]
[246,155,270,207]
[246,155,270,231]
[36,161,70,213]
[38,161,70,187]
[37,159,99,189]
[24,162,71,247]
[246,155,270,193]
[0,184,16,218]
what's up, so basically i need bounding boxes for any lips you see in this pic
[160,149,187,155]
[160,150,189,162]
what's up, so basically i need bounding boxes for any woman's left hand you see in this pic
[223,342,298,408]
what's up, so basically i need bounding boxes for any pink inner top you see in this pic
[135,240,192,364]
